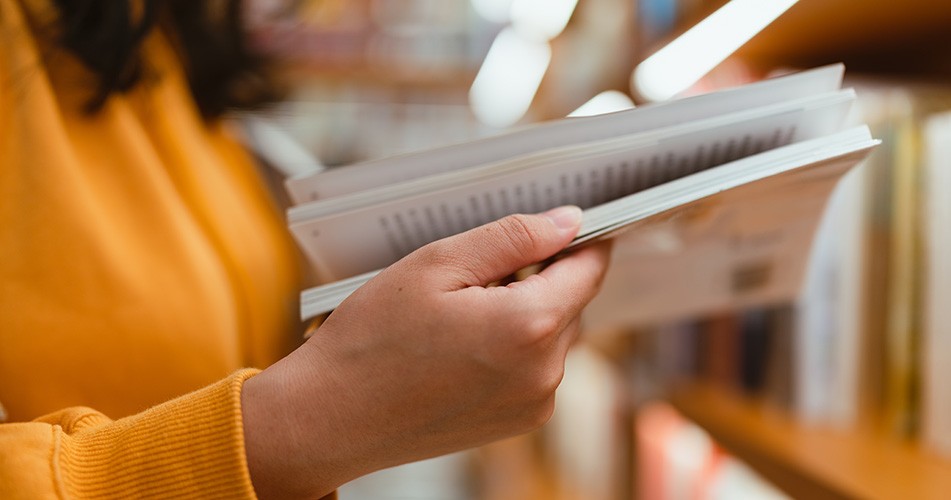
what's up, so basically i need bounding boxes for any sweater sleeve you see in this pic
[0,369,262,499]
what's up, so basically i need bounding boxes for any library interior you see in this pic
[3,0,951,499]
[241,0,951,498]
[254,1,951,499]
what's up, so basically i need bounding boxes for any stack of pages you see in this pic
[285,65,879,322]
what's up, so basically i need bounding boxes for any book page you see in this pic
[288,90,855,223]
[582,148,871,331]
[291,97,854,281]
[286,65,844,203]
[301,143,875,321]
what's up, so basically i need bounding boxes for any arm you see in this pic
[242,207,612,499]
[0,371,259,499]
[0,208,607,500]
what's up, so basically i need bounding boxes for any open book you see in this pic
[286,65,879,323]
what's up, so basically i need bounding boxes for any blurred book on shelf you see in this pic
[837,81,951,443]
[611,77,951,474]
[637,402,790,500]
[606,305,796,412]
[921,111,951,458]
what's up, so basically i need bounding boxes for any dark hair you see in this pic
[52,0,281,118]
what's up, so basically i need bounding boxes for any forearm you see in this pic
[242,344,358,500]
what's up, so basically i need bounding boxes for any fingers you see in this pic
[518,240,612,318]
[415,206,583,289]
[466,240,609,350]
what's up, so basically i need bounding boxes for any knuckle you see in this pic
[496,214,542,255]
[415,240,458,270]
[521,314,561,343]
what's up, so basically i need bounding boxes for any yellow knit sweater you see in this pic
[0,0,310,497]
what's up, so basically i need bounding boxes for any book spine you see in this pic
[922,112,951,456]
[883,112,923,437]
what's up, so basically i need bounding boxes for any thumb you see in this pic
[418,206,583,289]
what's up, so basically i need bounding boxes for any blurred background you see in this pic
[240,0,951,498]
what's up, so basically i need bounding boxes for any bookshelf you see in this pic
[244,1,951,498]
[735,0,951,76]
[648,0,951,71]
[609,1,951,498]
[669,384,951,500]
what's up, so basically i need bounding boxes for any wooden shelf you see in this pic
[669,385,951,500]
[735,0,951,75]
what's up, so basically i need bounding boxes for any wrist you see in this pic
[241,348,349,499]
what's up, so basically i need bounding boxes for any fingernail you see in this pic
[542,205,582,230]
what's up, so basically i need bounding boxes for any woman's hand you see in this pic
[242,206,611,499]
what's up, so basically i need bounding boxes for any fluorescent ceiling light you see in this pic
[471,0,515,23]
[511,0,579,41]
[469,27,552,128]
[633,0,798,102]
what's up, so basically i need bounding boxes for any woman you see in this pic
[0,1,611,498]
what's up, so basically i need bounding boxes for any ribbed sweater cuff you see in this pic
[56,369,261,499]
